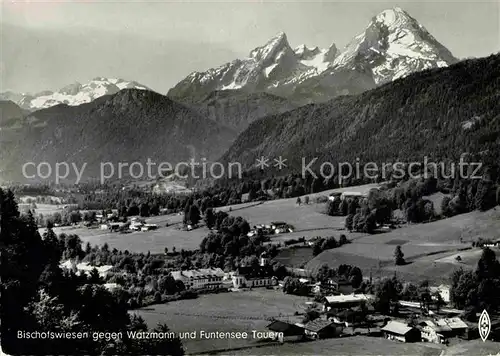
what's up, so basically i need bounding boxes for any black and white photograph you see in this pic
[1,0,500,355]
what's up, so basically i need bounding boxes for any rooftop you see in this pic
[325,294,375,304]
[103,283,121,292]
[420,320,452,333]
[442,317,468,329]
[234,265,274,279]
[59,260,114,276]
[341,191,366,196]
[266,320,304,336]
[429,284,450,292]
[419,317,468,332]
[304,319,334,333]
[381,321,414,335]
[171,268,224,280]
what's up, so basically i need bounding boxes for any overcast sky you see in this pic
[2,0,499,94]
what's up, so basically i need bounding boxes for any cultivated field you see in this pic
[442,340,500,356]
[228,201,343,231]
[381,247,500,283]
[36,182,500,279]
[36,183,370,254]
[131,289,312,354]
[306,208,500,283]
[226,335,444,356]
[273,247,314,268]
[19,203,65,216]
[356,207,500,245]
[38,212,209,253]
[18,195,63,204]
[36,202,262,253]
[434,248,500,266]
[227,183,382,232]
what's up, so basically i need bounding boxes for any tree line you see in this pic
[0,189,185,355]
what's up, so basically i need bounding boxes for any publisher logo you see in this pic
[479,309,491,342]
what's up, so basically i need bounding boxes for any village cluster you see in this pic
[98,216,159,233]
[137,254,478,346]
[246,221,294,237]
[25,177,500,356]
[51,186,499,350]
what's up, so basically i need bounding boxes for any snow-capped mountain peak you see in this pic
[168,7,456,103]
[294,44,321,59]
[324,43,339,62]
[375,7,412,28]
[1,78,149,111]
[169,32,340,98]
[333,7,457,84]
[249,31,292,63]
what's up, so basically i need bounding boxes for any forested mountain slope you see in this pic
[173,90,294,132]
[0,90,235,182]
[221,54,500,173]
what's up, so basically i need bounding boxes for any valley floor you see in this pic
[306,207,500,283]
[39,182,500,284]
[130,289,310,354]
[29,183,500,355]
[212,335,445,356]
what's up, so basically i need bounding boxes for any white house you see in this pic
[419,320,451,344]
[109,222,127,231]
[141,224,158,231]
[381,321,421,342]
[59,260,114,278]
[328,192,342,201]
[104,283,122,292]
[232,253,277,289]
[130,221,143,231]
[484,239,500,248]
[419,317,468,343]
[429,284,451,303]
[171,268,225,290]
